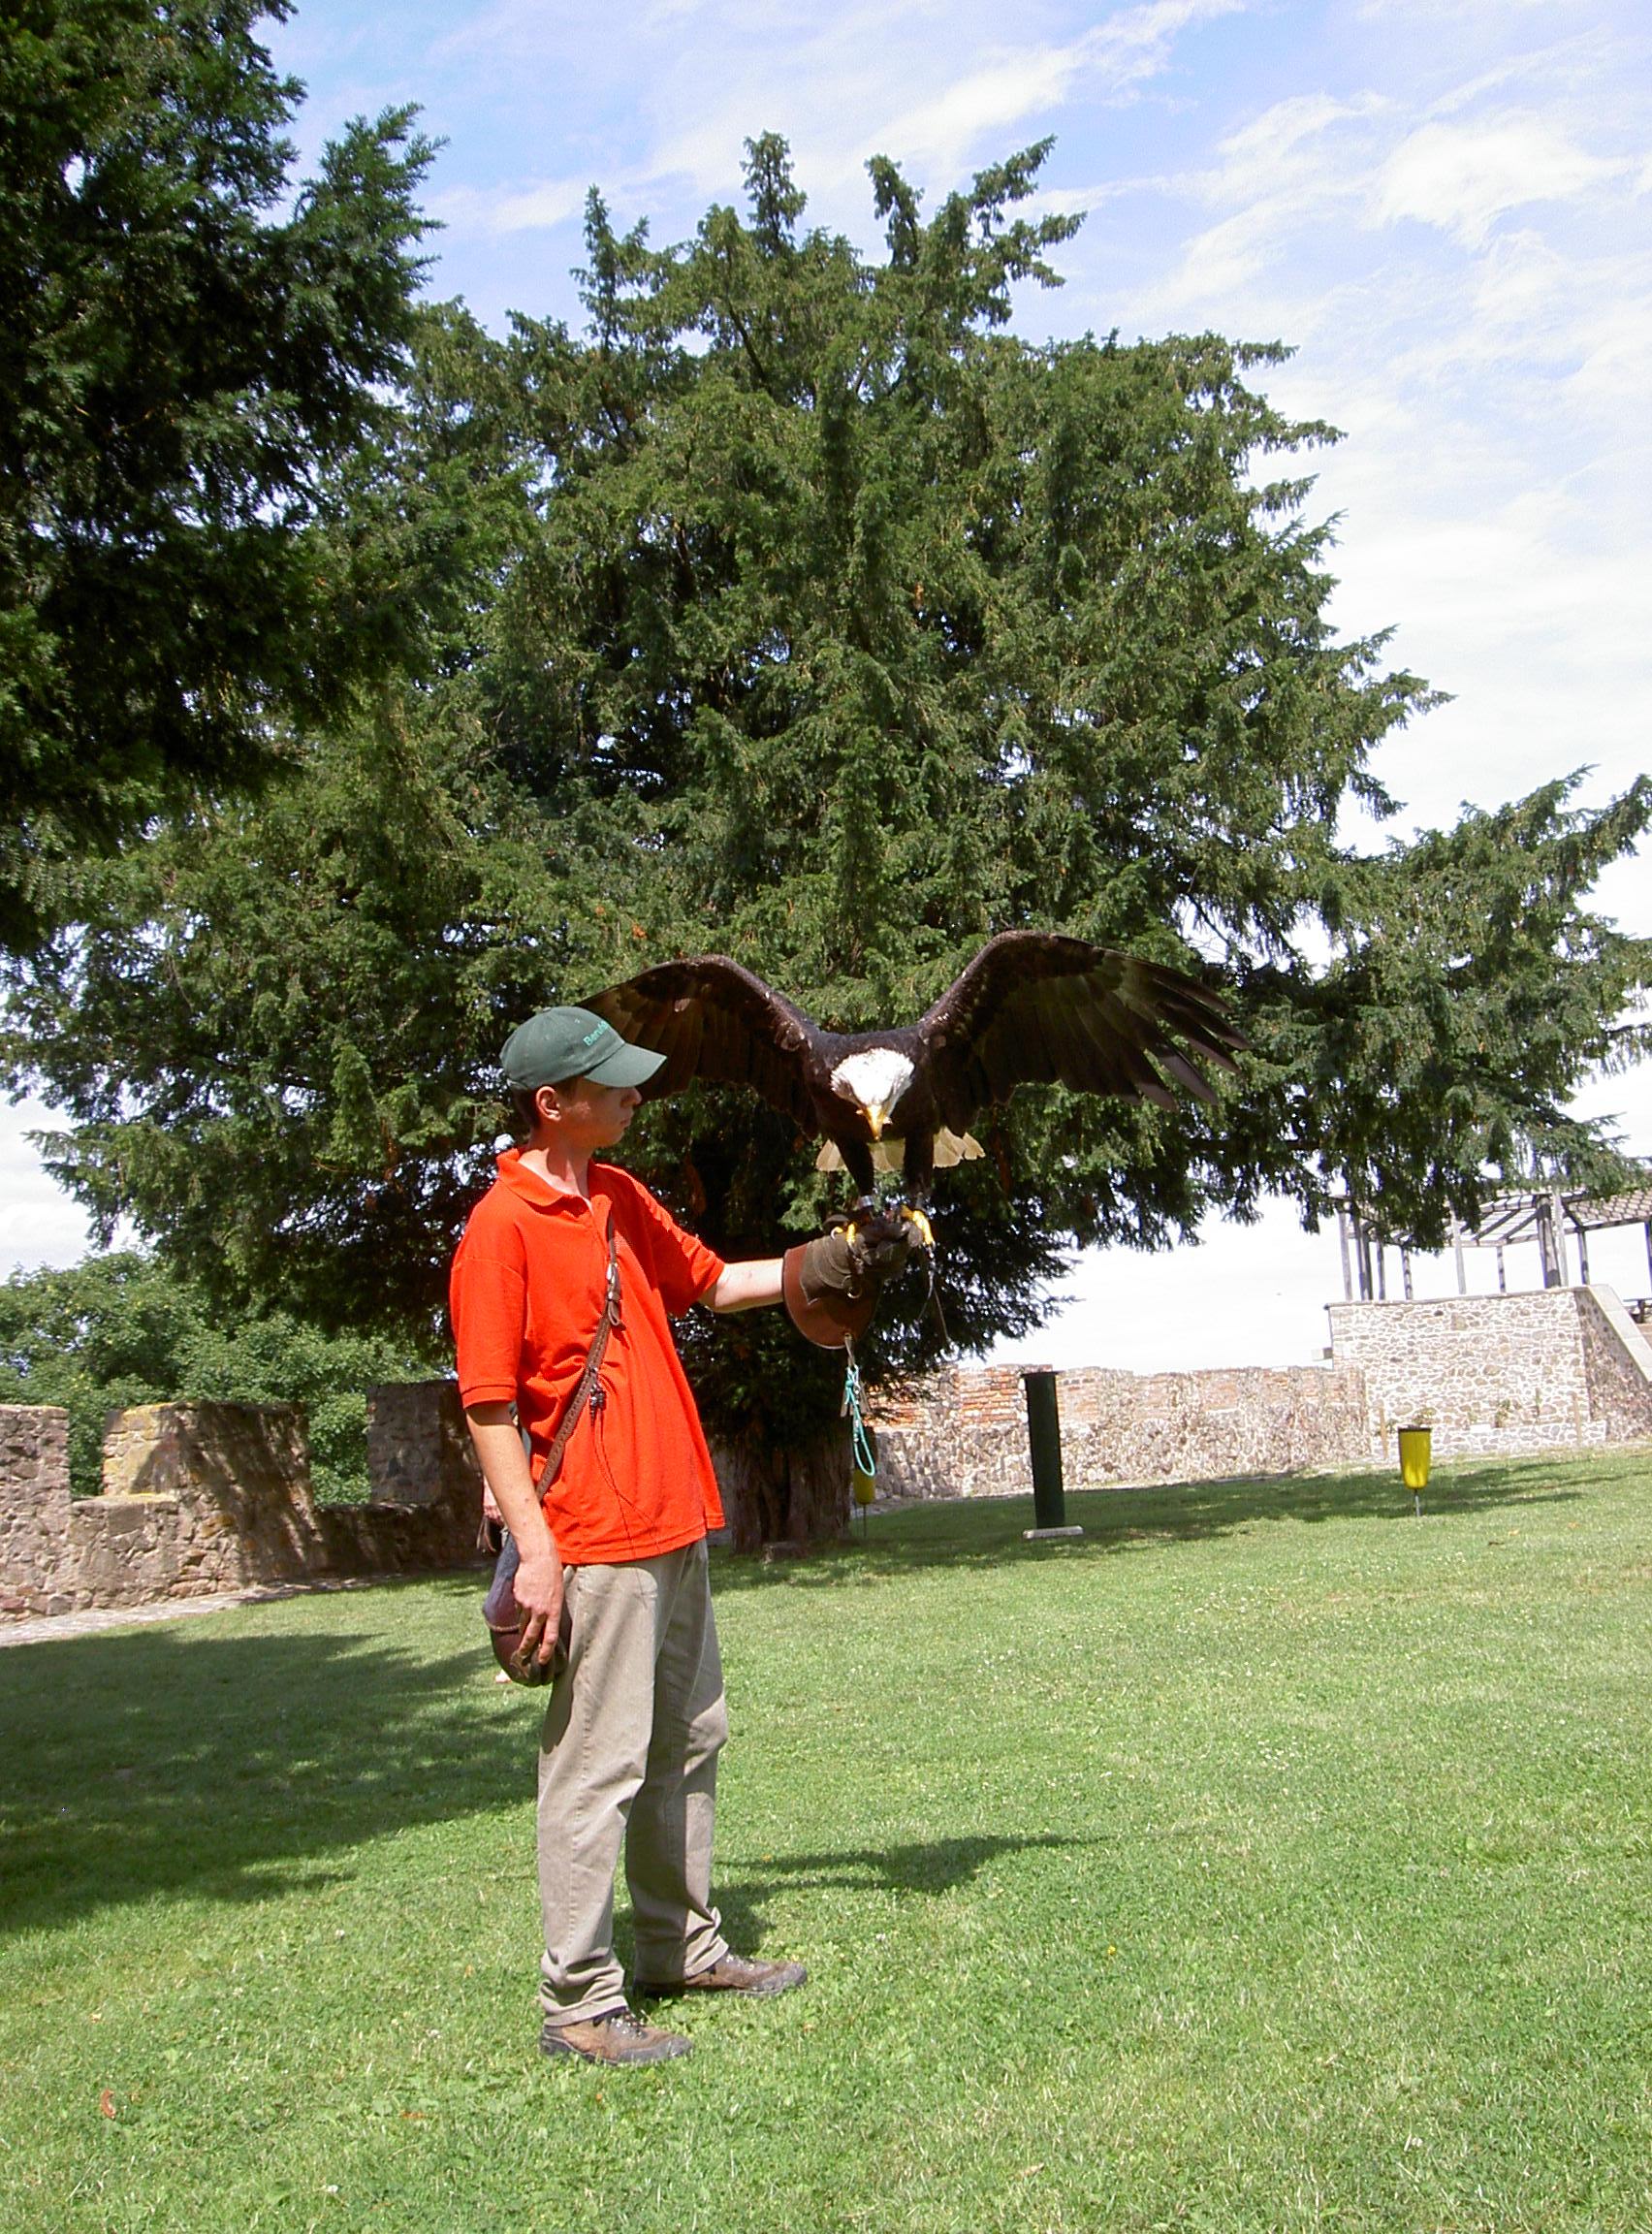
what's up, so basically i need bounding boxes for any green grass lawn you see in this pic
[2,1450,1649,2233]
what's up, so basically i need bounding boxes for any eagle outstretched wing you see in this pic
[583,956,823,1129]
[917,931,1244,1133]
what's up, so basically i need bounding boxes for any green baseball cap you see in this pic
[500,1005,665,1092]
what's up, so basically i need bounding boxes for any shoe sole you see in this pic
[541,2029,691,2065]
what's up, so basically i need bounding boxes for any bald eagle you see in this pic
[585,932,1243,1206]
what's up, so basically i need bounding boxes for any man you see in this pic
[451,1004,902,2067]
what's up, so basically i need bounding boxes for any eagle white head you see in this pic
[830,1046,916,1138]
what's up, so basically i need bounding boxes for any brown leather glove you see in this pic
[782,1212,917,1349]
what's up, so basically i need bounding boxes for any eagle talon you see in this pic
[899,1204,936,1252]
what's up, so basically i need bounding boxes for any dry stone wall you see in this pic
[1576,1288,1652,1443]
[1,1384,483,1620]
[7,1292,1650,1620]
[872,1359,1372,1501]
[873,1289,1652,1507]
[0,1407,74,1616]
[1325,1287,1652,1459]
[366,1380,481,1507]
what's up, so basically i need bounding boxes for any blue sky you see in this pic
[5,0,1650,1360]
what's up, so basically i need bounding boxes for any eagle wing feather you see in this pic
[919,931,1242,1131]
[583,957,823,1129]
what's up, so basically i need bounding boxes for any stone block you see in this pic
[366,1380,482,1509]
[0,1406,75,1612]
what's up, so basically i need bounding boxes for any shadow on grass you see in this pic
[734,1831,1085,1899]
[3,1451,1620,1939]
[619,1833,1089,1973]
[0,1577,525,1940]
[712,1452,1596,1595]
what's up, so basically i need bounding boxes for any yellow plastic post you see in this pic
[1397,1425,1432,1515]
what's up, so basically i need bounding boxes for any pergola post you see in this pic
[1537,1196,1562,1289]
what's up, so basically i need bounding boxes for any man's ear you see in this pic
[534,1082,561,1129]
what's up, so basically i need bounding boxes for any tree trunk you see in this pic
[712,1417,853,1553]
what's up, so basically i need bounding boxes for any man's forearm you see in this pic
[464,1405,556,1555]
[465,1403,562,1659]
[703,1257,785,1313]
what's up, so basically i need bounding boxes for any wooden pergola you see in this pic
[1336,1185,1652,1313]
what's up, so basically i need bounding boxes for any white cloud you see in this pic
[1375,113,1630,245]
[1210,87,1382,181]
[429,176,589,236]
[863,47,1096,178]
[860,0,1246,180]
[432,0,1241,229]
[0,1099,92,1276]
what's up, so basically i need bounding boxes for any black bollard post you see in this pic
[1022,1370,1084,1541]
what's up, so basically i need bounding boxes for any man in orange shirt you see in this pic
[452,1005,898,2067]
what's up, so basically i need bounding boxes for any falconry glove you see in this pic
[783,1212,916,1348]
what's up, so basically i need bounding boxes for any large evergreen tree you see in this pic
[5,141,1647,1543]
[0,0,432,948]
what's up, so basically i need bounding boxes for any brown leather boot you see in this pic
[637,1951,809,1999]
[540,2006,691,2065]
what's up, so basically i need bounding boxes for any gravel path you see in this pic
[0,1581,357,1649]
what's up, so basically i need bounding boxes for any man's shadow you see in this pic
[613,1832,1091,1974]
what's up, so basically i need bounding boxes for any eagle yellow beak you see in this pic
[864,1104,886,1139]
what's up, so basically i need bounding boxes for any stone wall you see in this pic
[0,1407,73,1615]
[1576,1288,1652,1443]
[1325,1286,1652,1459]
[872,1288,1652,1505]
[871,1358,1373,1501]
[366,1380,481,1508]
[1,1384,483,1621]
[8,1292,1650,1619]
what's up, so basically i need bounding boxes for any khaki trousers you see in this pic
[537,1538,729,2028]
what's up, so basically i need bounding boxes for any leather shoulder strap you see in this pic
[535,1212,622,1496]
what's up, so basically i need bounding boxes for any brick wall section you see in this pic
[1,1385,485,1619]
[1325,1287,1652,1459]
[871,1360,1372,1500]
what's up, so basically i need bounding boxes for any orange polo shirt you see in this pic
[450,1151,726,1564]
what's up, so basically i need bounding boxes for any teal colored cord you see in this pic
[842,1341,876,1479]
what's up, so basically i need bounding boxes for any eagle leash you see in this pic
[841,1340,875,1479]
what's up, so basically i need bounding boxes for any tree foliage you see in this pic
[0,0,432,949]
[4,138,1648,1518]
[0,1252,437,1498]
